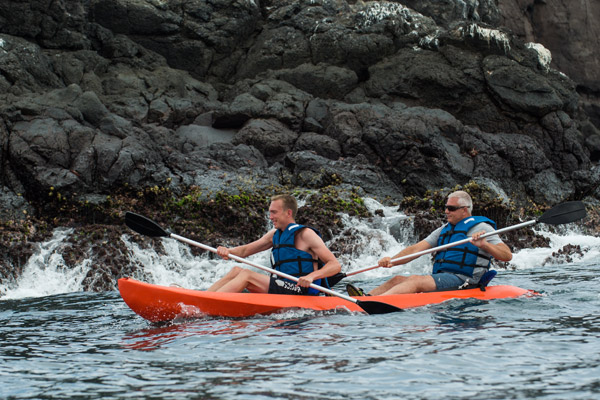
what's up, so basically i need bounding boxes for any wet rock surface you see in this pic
[1,0,598,291]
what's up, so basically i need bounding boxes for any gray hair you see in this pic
[448,191,473,213]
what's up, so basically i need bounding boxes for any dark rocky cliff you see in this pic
[1,0,598,290]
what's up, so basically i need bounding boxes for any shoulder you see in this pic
[469,216,496,227]
[432,224,446,235]
[470,222,495,232]
[296,226,320,239]
[262,229,277,241]
[468,222,503,244]
[424,225,444,245]
[296,226,324,246]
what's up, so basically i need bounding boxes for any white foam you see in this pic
[121,234,273,289]
[333,198,430,280]
[0,229,88,299]
[1,200,597,299]
[510,229,600,269]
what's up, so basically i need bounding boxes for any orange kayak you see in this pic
[118,277,535,322]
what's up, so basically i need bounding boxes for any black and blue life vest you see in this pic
[432,216,497,277]
[271,223,327,295]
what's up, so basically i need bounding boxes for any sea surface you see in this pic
[1,200,599,399]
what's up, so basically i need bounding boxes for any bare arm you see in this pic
[217,229,275,259]
[378,239,433,268]
[471,231,513,261]
[296,229,341,287]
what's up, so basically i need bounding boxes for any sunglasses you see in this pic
[445,205,466,212]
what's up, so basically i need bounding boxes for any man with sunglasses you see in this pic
[347,190,512,296]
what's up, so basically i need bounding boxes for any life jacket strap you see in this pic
[272,243,294,249]
[434,246,492,268]
[272,256,321,271]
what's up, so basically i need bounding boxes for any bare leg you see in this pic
[368,275,409,296]
[380,275,436,295]
[209,267,271,293]
[206,266,244,292]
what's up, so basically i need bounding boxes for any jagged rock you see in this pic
[1,0,599,290]
[293,132,342,160]
[284,151,402,202]
[1,0,596,213]
[499,0,600,124]
[0,187,33,220]
[233,119,298,164]
[0,34,63,93]
[273,63,358,100]
[483,56,576,117]
[176,125,236,153]
[402,0,502,27]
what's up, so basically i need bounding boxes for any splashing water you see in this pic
[120,234,273,291]
[510,229,600,270]
[1,198,597,299]
[0,229,88,299]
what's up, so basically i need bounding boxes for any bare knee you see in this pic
[229,266,244,275]
[231,268,260,285]
[408,274,436,292]
[236,268,253,280]
[384,274,435,294]
[370,275,409,295]
[389,275,408,286]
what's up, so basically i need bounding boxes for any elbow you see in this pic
[329,260,342,275]
[333,261,342,274]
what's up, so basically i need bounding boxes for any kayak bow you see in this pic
[118,277,535,322]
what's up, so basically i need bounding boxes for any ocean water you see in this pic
[1,201,599,399]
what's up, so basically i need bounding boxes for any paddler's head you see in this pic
[269,194,298,230]
[445,190,472,225]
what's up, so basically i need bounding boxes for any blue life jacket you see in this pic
[432,216,497,277]
[271,223,327,295]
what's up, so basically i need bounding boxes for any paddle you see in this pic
[326,200,587,286]
[124,212,403,315]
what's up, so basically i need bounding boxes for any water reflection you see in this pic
[429,300,497,331]
[122,316,317,351]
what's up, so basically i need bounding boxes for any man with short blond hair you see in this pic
[208,195,341,295]
[270,194,298,218]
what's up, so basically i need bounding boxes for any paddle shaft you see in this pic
[124,211,404,313]
[344,219,537,277]
[170,233,360,303]
[125,201,584,312]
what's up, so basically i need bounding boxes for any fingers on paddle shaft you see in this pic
[539,201,587,225]
[125,212,170,237]
[358,300,404,314]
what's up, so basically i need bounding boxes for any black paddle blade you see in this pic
[357,300,404,315]
[125,212,170,237]
[538,201,587,225]
[325,272,347,287]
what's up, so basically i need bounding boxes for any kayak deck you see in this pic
[118,277,536,322]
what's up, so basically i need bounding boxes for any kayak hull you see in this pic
[118,277,535,322]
